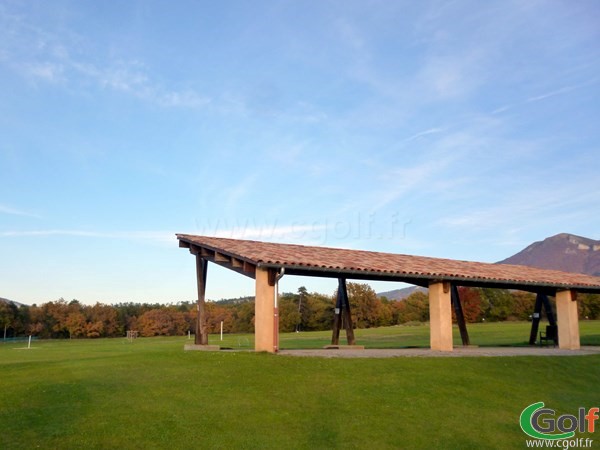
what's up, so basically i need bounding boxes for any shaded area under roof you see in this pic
[176,234,600,294]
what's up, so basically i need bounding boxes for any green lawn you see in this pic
[1,322,599,449]
[214,320,600,349]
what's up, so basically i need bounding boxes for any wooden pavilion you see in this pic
[177,234,600,353]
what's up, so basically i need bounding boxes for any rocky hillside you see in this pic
[498,233,600,276]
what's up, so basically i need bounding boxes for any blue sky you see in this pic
[1,0,599,305]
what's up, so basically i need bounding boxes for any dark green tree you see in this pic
[0,300,18,340]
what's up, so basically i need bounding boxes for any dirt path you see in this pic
[278,346,600,358]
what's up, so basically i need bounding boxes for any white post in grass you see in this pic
[28,335,31,349]
[188,330,191,340]
[220,321,223,341]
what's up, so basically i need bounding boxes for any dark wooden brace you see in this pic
[451,284,470,346]
[528,293,557,345]
[331,278,356,346]
[195,255,209,345]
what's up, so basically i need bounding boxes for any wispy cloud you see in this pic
[212,224,328,241]
[490,105,512,115]
[221,174,259,211]
[370,156,456,212]
[0,7,210,110]
[71,60,212,108]
[438,181,600,232]
[417,53,484,100]
[23,62,65,82]
[404,127,445,142]
[0,230,174,244]
[492,80,596,115]
[159,90,211,108]
[0,204,40,218]
[526,85,578,103]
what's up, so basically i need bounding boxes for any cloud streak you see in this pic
[0,7,211,110]
[404,128,445,142]
[0,229,174,244]
[0,204,40,218]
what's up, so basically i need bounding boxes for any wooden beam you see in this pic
[179,240,190,248]
[331,282,342,346]
[268,268,277,287]
[232,258,244,268]
[451,285,470,346]
[340,279,356,345]
[214,252,230,263]
[331,278,355,346]
[195,256,209,346]
[529,293,556,345]
[243,261,256,276]
[529,293,544,345]
[201,247,215,259]
[269,268,566,295]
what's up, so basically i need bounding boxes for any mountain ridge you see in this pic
[378,233,600,299]
[498,233,600,277]
[0,297,25,308]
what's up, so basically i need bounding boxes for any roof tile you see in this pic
[176,234,600,292]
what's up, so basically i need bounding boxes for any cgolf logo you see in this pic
[520,402,598,440]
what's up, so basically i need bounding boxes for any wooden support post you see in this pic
[528,293,556,345]
[331,278,355,346]
[429,281,453,351]
[195,256,208,345]
[556,290,580,350]
[451,285,470,346]
[331,284,342,346]
[255,267,276,352]
[529,293,544,345]
[340,278,355,345]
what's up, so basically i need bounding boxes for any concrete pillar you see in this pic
[556,290,580,350]
[429,281,453,351]
[255,267,276,352]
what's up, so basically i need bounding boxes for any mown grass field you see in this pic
[216,320,600,349]
[1,322,599,449]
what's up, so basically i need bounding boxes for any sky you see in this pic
[1,0,599,305]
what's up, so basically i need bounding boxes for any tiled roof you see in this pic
[176,234,600,293]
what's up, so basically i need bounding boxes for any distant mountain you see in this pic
[498,233,600,276]
[0,297,25,307]
[377,233,600,300]
[377,286,427,301]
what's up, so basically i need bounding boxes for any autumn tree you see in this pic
[65,312,87,338]
[0,301,18,340]
[204,302,234,333]
[45,299,71,338]
[138,309,188,337]
[87,303,120,337]
[457,287,483,322]
[230,301,255,333]
[27,304,46,337]
[345,282,386,328]
[510,291,536,321]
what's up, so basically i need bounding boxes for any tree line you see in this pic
[1,284,599,339]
